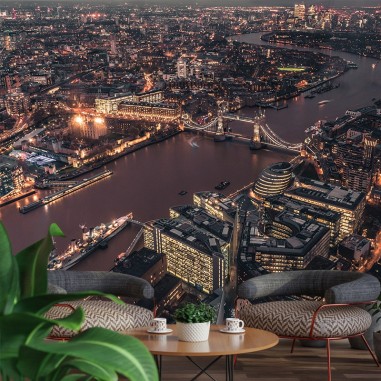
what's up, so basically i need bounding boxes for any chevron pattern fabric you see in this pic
[46,300,153,338]
[237,300,372,338]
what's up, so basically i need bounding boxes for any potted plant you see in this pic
[174,302,216,342]
[0,222,158,381]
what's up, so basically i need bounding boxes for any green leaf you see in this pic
[17,345,68,380]
[16,224,64,299]
[0,358,21,381]
[29,327,159,381]
[0,222,19,315]
[60,358,118,381]
[49,223,65,237]
[0,309,84,360]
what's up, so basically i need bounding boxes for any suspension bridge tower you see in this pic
[214,102,226,142]
[250,111,265,150]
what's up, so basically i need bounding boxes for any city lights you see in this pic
[74,115,84,124]
[94,117,105,124]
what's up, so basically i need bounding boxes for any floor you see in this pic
[159,339,380,380]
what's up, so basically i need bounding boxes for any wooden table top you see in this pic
[124,324,279,356]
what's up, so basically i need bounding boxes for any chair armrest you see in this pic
[325,275,380,304]
[237,271,380,303]
[48,271,154,300]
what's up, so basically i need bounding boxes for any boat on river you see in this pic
[215,181,230,190]
[48,213,132,270]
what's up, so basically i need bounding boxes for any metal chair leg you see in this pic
[360,334,380,367]
[291,338,296,353]
[326,339,331,381]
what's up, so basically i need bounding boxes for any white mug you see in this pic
[150,318,167,332]
[226,318,244,332]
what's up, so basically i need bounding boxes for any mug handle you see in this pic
[239,320,244,329]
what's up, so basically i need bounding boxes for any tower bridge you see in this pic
[182,107,303,153]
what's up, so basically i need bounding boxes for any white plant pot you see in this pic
[176,321,211,342]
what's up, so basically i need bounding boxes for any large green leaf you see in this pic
[13,291,123,315]
[59,358,118,381]
[17,345,67,381]
[0,358,21,381]
[0,222,19,315]
[30,328,159,381]
[16,224,64,299]
[0,309,84,359]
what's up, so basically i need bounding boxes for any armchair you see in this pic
[46,270,155,339]
[236,270,381,381]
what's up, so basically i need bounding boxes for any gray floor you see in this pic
[159,339,380,381]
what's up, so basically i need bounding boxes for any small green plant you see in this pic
[0,222,158,381]
[174,303,216,323]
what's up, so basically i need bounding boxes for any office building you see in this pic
[0,161,25,197]
[263,194,341,245]
[193,191,237,223]
[285,178,365,241]
[253,162,293,199]
[112,248,166,286]
[144,217,227,294]
[4,92,31,116]
[95,90,164,114]
[240,210,330,272]
[294,3,306,20]
[118,102,181,120]
[337,235,370,263]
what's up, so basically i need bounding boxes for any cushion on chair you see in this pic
[46,300,153,338]
[237,300,372,338]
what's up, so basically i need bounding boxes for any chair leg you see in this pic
[360,334,380,367]
[326,339,331,381]
[291,338,296,353]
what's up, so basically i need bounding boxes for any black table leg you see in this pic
[226,355,234,381]
[154,355,162,381]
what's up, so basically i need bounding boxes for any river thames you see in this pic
[1,33,380,270]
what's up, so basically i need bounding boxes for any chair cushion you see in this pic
[46,300,153,338]
[237,300,372,338]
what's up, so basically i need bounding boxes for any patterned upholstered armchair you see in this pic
[236,270,381,381]
[46,270,155,339]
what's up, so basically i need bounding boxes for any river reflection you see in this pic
[1,133,293,270]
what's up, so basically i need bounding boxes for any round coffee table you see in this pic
[125,324,279,381]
